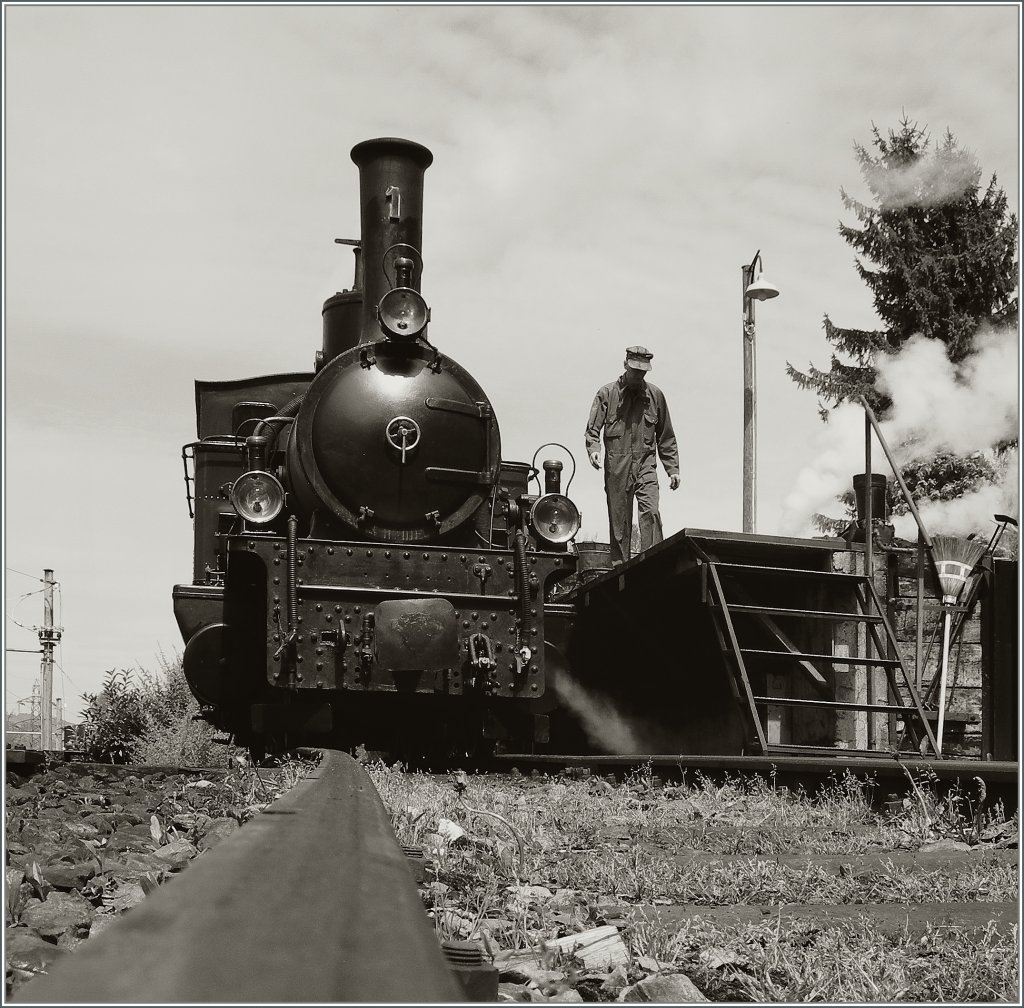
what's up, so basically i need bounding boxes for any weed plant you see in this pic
[639,917,1019,1002]
[79,658,226,766]
[146,751,320,837]
[370,761,1018,1002]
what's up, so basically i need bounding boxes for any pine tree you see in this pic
[788,117,1018,527]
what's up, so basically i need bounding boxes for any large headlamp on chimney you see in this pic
[378,253,430,341]
[378,287,429,340]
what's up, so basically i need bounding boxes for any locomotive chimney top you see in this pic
[350,137,434,169]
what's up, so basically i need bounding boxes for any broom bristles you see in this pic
[931,535,989,603]
[931,534,989,565]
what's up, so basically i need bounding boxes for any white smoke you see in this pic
[892,451,1018,540]
[779,402,864,537]
[780,325,1019,538]
[875,327,1018,455]
[863,149,978,210]
[551,672,672,754]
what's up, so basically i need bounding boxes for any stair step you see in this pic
[752,695,920,715]
[715,603,883,623]
[710,561,865,582]
[738,648,901,668]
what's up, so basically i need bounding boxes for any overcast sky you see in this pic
[4,3,1020,719]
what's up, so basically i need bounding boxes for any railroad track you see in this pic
[10,746,1018,811]
[16,749,464,1003]
[9,749,1016,1002]
[491,752,1020,812]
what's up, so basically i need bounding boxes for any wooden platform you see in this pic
[564,527,1016,765]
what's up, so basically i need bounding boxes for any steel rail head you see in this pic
[17,750,464,1004]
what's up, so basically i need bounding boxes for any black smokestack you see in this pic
[349,138,434,345]
[853,472,889,524]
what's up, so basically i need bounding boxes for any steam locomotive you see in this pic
[173,138,580,756]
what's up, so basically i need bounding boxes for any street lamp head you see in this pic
[745,272,780,301]
[744,250,780,302]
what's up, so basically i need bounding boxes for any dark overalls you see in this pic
[586,377,679,564]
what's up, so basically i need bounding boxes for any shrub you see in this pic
[79,659,224,766]
[134,655,224,766]
[80,669,148,763]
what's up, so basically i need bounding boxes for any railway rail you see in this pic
[8,744,1018,808]
[15,749,464,1003]
[492,752,1020,811]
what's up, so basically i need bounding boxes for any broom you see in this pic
[930,534,989,752]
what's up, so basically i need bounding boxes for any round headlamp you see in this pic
[529,493,581,545]
[230,471,285,525]
[378,287,428,340]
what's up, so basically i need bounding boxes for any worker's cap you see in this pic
[624,345,653,371]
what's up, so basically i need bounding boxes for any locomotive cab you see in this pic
[173,138,579,758]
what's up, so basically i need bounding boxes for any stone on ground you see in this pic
[547,925,628,970]
[19,891,94,939]
[620,973,708,1002]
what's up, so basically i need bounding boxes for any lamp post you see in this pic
[741,250,780,534]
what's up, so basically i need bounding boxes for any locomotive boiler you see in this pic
[173,138,580,756]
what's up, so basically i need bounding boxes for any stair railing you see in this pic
[859,396,939,583]
[859,397,947,750]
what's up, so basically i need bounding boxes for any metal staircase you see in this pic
[689,537,940,759]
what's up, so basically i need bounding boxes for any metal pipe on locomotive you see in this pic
[173,138,580,755]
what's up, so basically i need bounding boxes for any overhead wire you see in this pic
[55,656,75,687]
[5,567,43,582]
[5,579,61,631]
[52,582,76,724]
[14,585,51,601]
[6,612,36,633]
[4,578,70,729]
[56,586,75,684]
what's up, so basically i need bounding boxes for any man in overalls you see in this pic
[585,346,679,564]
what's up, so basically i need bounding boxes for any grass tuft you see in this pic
[370,761,1018,1002]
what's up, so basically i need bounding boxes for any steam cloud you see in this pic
[551,671,673,754]
[780,324,1019,539]
[875,328,1018,455]
[891,452,1018,539]
[863,150,978,210]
